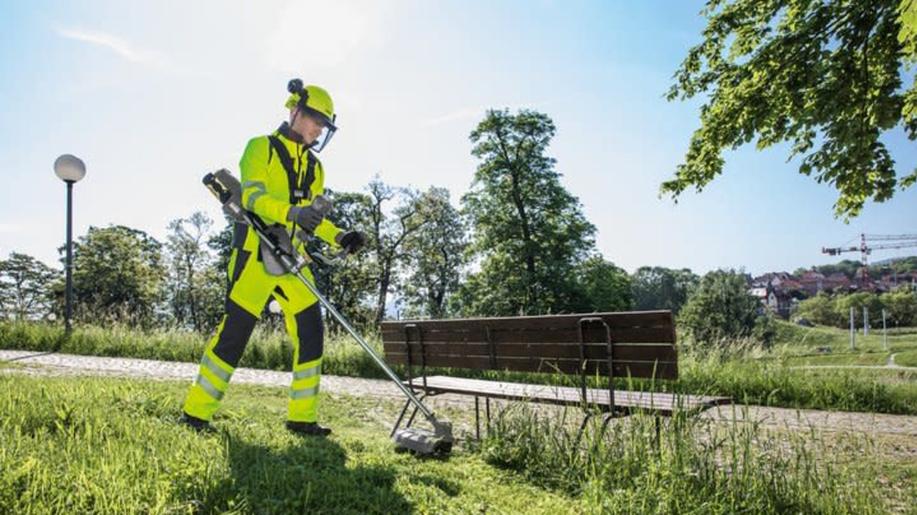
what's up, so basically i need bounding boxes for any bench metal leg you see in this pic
[404,393,428,429]
[390,397,413,437]
[654,415,662,451]
[575,412,595,447]
[475,396,481,440]
[485,397,491,429]
[579,407,629,448]
[599,412,616,439]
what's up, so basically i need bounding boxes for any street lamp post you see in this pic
[53,154,86,334]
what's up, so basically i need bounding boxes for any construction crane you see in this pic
[822,233,917,282]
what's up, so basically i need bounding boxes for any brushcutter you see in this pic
[202,169,453,456]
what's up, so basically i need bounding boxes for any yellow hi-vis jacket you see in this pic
[237,124,343,255]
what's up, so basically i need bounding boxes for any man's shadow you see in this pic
[206,432,414,514]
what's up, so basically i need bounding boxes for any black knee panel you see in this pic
[212,299,258,368]
[294,303,324,365]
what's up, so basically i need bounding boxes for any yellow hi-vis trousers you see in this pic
[182,243,324,423]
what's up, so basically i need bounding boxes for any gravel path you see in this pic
[791,364,917,371]
[3,350,916,436]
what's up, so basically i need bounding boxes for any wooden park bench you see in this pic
[381,310,730,441]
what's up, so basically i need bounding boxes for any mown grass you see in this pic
[2,373,910,514]
[896,349,917,367]
[2,320,915,415]
[783,352,890,366]
[772,320,917,356]
[0,374,577,514]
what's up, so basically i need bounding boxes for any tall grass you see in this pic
[675,344,917,414]
[480,402,882,513]
[0,320,382,378]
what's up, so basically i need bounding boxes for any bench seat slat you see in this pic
[406,376,730,414]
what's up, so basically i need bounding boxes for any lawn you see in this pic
[0,374,575,514]
[2,373,912,513]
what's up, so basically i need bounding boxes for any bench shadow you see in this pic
[216,432,414,514]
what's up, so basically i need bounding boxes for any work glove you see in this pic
[337,231,366,254]
[289,205,324,234]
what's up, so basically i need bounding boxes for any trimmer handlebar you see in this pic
[202,172,231,203]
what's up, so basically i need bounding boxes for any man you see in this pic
[180,80,365,436]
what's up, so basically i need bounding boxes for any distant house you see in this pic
[749,286,768,300]
[751,272,792,288]
[797,269,825,296]
[766,287,801,318]
[879,272,917,292]
[824,272,852,292]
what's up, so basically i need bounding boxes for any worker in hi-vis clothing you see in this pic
[180,80,366,436]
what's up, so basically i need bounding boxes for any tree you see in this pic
[208,216,235,274]
[883,286,917,326]
[313,189,378,329]
[631,266,699,314]
[165,212,223,332]
[401,187,468,318]
[570,256,633,312]
[795,292,842,326]
[835,291,885,327]
[678,269,762,344]
[365,178,427,323]
[459,109,596,316]
[794,260,864,280]
[665,0,917,218]
[70,225,166,326]
[0,252,60,320]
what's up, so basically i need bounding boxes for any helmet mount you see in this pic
[285,79,337,152]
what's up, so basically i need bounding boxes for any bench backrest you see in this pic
[381,310,677,380]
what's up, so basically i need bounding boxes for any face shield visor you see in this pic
[302,107,337,153]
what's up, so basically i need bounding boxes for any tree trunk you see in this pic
[376,265,391,323]
[508,167,537,309]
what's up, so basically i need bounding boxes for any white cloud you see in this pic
[421,102,551,128]
[0,223,23,234]
[55,27,169,68]
[421,107,484,128]
[265,0,385,71]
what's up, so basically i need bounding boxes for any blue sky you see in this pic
[1,0,915,276]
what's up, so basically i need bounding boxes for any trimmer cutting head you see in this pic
[393,421,453,456]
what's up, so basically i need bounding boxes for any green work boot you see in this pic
[286,421,332,437]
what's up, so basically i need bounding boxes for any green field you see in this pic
[1,373,911,514]
[897,350,917,367]
[768,322,917,367]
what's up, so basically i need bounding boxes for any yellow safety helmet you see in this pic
[285,79,337,152]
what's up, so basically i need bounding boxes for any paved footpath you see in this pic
[2,350,916,436]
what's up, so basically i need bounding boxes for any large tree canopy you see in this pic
[70,225,165,326]
[0,252,59,321]
[666,0,917,218]
[402,187,468,319]
[459,109,596,316]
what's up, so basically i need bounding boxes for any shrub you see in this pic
[678,269,763,344]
